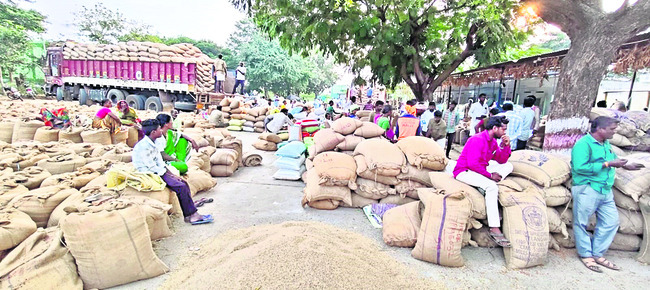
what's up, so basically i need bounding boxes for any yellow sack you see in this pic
[106,165,166,192]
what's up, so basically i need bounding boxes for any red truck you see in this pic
[44,41,233,111]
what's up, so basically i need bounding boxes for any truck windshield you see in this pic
[48,53,61,77]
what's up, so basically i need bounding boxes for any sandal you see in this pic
[189,214,213,225]
[594,257,621,271]
[581,257,603,273]
[489,231,512,248]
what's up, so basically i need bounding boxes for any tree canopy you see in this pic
[245,0,528,101]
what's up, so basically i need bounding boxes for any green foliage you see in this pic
[251,0,527,100]
[74,3,134,44]
[0,2,45,85]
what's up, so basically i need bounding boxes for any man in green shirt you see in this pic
[571,116,643,273]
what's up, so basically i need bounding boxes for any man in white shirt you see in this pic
[232,62,246,95]
[420,101,437,135]
[469,94,489,136]
[264,108,294,133]
[517,96,537,150]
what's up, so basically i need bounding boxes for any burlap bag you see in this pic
[313,128,345,154]
[609,233,641,252]
[617,207,643,235]
[429,172,486,219]
[4,166,52,189]
[0,209,37,251]
[382,201,422,247]
[613,153,650,202]
[313,152,357,190]
[355,177,395,200]
[0,120,14,143]
[332,117,363,135]
[613,187,639,211]
[69,143,94,156]
[60,202,169,289]
[508,150,571,187]
[183,167,216,196]
[637,195,650,263]
[47,186,120,227]
[33,127,60,142]
[40,169,101,189]
[397,164,433,187]
[12,120,44,143]
[353,121,385,138]
[469,227,498,248]
[498,180,549,269]
[210,163,239,177]
[0,183,29,207]
[553,230,575,248]
[302,197,340,210]
[411,189,471,267]
[507,176,571,207]
[36,153,87,175]
[546,207,569,238]
[355,155,400,185]
[395,180,427,199]
[119,195,173,241]
[340,193,378,208]
[379,195,418,205]
[396,136,448,170]
[210,148,238,165]
[336,134,364,151]
[0,228,82,289]
[8,185,78,227]
[253,139,277,151]
[302,170,352,206]
[80,128,112,145]
[354,139,406,177]
[259,132,282,144]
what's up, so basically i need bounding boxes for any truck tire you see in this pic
[174,101,197,112]
[126,95,146,110]
[145,97,163,112]
[107,89,126,103]
[79,88,89,106]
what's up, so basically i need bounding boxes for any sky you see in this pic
[18,0,245,46]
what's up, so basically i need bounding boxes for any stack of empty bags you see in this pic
[296,119,320,138]
[356,110,372,122]
[273,141,307,181]
[242,107,268,133]
[253,132,282,151]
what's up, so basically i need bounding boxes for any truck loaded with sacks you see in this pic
[44,41,230,112]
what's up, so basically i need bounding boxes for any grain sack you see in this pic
[302,197,340,210]
[210,149,238,165]
[507,176,571,207]
[508,150,571,187]
[313,152,357,189]
[614,153,650,201]
[637,195,650,263]
[111,128,128,144]
[395,180,427,199]
[0,209,37,251]
[253,139,277,151]
[120,195,173,240]
[274,166,306,181]
[613,187,639,211]
[0,228,82,290]
[0,120,14,143]
[379,195,418,205]
[397,165,433,187]
[40,169,100,189]
[59,127,84,143]
[617,208,643,235]
[355,177,395,200]
[411,189,471,267]
[5,166,52,190]
[313,128,345,154]
[332,117,363,135]
[8,185,78,227]
[353,122,385,138]
[183,168,216,196]
[382,201,422,247]
[354,139,406,177]
[396,136,448,170]
[302,170,352,206]
[610,133,634,147]
[210,163,239,177]
[81,128,112,145]
[498,181,549,269]
[126,126,140,147]
[33,127,59,142]
[469,227,498,248]
[336,135,364,151]
[341,193,379,208]
[355,155,400,185]
[259,132,282,144]
[546,207,569,237]
[12,120,44,143]
[60,202,169,289]
[553,230,575,248]
[68,143,94,156]
[609,233,641,252]
[428,172,486,219]
[36,153,86,175]
[0,183,29,206]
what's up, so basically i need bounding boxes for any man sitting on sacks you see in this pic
[453,115,514,247]
[133,119,213,225]
[571,116,643,272]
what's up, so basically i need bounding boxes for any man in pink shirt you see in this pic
[453,116,514,247]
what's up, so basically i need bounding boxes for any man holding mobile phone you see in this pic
[571,116,644,273]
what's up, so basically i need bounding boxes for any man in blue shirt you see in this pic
[500,102,523,150]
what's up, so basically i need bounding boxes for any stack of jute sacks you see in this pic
[273,141,307,181]
[253,132,282,151]
[208,136,243,177]
[590,108,650,154]
[62,41,216,94]
[218,97,270,133]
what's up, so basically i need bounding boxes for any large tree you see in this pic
[528,0,650,153]
[238,0,527,101]
[74,3,149,44]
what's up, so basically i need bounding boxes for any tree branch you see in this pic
[400,62,416,89]
[425,23,479,94]
[608,0,650,36]
[531,0,590,38]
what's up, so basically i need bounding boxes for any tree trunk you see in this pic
[542,30,628,154]
[0,66,5,96]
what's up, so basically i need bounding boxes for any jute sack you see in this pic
[508,150,571,187]
[0,209,37,251]
[340,193,379,208]
[332,117,363,135]
[313,152,357,189]
[313,128,345,154]
[0,120,14,143]
[259,132,282,144]
[126,126,139,147]
[36,153,86,175]
[397,164,433,187]
[0,182,29,207]
[617,207,643,235]
[102,148,133,163]
[8,185,78,227]
[69,143,94,156]
[411,189,471,267]
[355,155,400,185]
[395,180,427,199]
[609,233,641,252]
[469,227,498,248]
[498,180,549,269]
[553,230,575,248]
[119,195,173,241]
[382,201,422,247]
[610,133,634,147]
[254,121,264,129]
[302,170,352,206]
[210,148,238,165]
[355,177,395,200]
[301,197,340,210]
[210,163,238,177]
[12,120,44,143]
[47,186,120,228]
[40,170,100,189]
[613,187,639,211]
[636,195,650,263]
[354,139,406,177]
[111,127,128,144]
[353,121,385,138]
[546,207,569,238]
[507,176,571,207]
[613,152,650,201]
[379,195,418,205]
[0,228,82,290]
[253,139,277,151]
[57,127,83,143]
[5,166,52,190]
[33,127,59,142]
[396,136,448,170]
[60,202,169,289]
[80,128,112,145]
[336,134,364,151]
[183,167,216,196]
[429,172,486,219]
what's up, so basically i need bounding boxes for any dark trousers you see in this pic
[445,132,455,158]
[515,139,527,150]
[232,80,245,95]
[161,171,197,217]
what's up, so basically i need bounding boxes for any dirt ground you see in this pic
[116,130,649,289]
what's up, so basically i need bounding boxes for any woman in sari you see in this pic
[92,99,122,134]
[155,113,199,174]
[116,100,141,125]
[39,108,71,129]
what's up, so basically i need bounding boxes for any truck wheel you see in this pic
[126,94,146,110]
[145,97,163,112]
[174,101,197,112]
[79,88,89,106]
[107,89,126,103]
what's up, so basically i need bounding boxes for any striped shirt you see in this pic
[503,111,524,150]
[442,109,460,133]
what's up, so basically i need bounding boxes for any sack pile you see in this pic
[590,108,650,153]
[301,152,356,210]
[296,119,320,138]
[273,141,307,181]
[254,132,282,151]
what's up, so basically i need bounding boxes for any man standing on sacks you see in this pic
[453,116,514,247]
